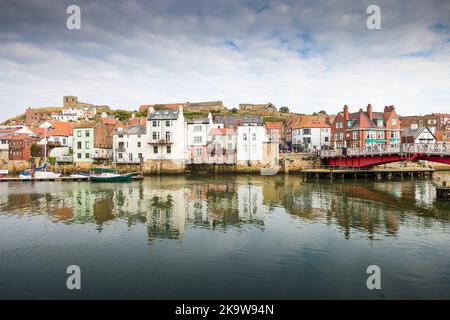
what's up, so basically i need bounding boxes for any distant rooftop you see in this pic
[148,110,180,120]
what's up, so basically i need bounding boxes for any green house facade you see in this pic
[73,125,95,162]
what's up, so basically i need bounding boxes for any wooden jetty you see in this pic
[0,175,144,182]
[433,178,450,200]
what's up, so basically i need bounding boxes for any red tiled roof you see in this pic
[292,116,330,129]
[9,133,37,141]
[48,121,74,137]
[265,121,284,130]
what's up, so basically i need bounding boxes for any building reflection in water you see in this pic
[0,175,449,240]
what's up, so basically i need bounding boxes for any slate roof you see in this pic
[213,115,263,126]
[401,126,435,139]
[148,110,180,120]
[116,124,146,135]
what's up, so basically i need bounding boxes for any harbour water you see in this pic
[0,173,449,299]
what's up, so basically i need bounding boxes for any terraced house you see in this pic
[331,104,401,148]
[73,121,116,163]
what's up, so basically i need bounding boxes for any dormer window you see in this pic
[346,120,352,127]
[391,117,397,125]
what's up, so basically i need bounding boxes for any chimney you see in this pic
[343,105,349,122]
[367,104,373,119]
[178,104,184,112]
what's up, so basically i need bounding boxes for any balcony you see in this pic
[148,138,173,144]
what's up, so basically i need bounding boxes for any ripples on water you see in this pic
[0,174,449,299]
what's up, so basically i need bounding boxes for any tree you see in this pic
[30,143,43,157]
[231,108,238,113]
[279,106,290,113]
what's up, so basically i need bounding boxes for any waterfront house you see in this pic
[331,104,401,148]
[236,116,266,163]
[8,134,37,161]
[291,116,331,152]
[265,121,285,147]
[208,128,237,164]
[186,114,212,164]
[73,121,116,163]
[146,106,185,162]
[113,124,147,163]
[0,133,10,160]
[401,126,436,144]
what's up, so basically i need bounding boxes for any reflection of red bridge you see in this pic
[321,143,450,167]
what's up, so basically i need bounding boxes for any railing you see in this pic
[321,143,450,158]
[148,138,173,144]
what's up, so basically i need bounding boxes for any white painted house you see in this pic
[146,106,185,161]
[236,116,267,162]
[291,116,331,152]
[401,126,436,144]
[113,125,148,163]
[186,114,212,164]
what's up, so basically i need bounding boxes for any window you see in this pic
[77,153,81,159]
[166,146,171,154]
[377,119,384,127]
[334,133,339,140]
[153,146,158,154]
[152,132,158,140]
[195,148,202,156]
[166,120,171,127]
[194,136,202,143]
[137,142,141,148]
[165,132,171,141]
[391,117,397,125]
[118,153,123,159]
[194,125,202,132]
[118,135,123,138]
[227,143,232,150]
[353,131,358,139]
[346,120,352,127]
[252,133,256,141]
[324,137,329,142]
[379,131,384,139]
[85,130,90,137]
[85,153,90,159]
[303,128,311,135]
[152,120,158,127]
[85,141,90,149]
[77,142,82,149]
[138,153,142,159]
[243,133,247,141]
[77,131,81,137]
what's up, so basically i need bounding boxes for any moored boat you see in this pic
[89,168,136,182]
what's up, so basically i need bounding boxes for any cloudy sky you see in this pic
[0,0,449,120]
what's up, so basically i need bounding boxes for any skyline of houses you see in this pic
[0,95,449,163]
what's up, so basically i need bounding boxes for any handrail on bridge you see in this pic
[320,143,450,158]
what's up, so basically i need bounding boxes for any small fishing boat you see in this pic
[19,163,61,180]
[69,172,90,179]
[89,168,136,182]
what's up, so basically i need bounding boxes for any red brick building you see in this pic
[8,134,38,161]
[331,104,401,148]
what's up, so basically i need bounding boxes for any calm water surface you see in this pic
[0,173,450,299]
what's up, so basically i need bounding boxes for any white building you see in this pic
[236,116,266,162]
[291,117,331,152]
[113,124,148,163]
[146,106,185,161]
[51,106,97,122]
[186,114,212,163]
[401,126,436,144]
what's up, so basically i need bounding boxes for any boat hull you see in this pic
[90,173,134,182]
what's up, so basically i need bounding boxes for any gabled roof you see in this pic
[401,126,436,139]
[48,121,74,137]
[116,124,146,135]
[292,116,330,129]
[148,110,180,120]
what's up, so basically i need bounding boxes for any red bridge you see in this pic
[320,143,450,167]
